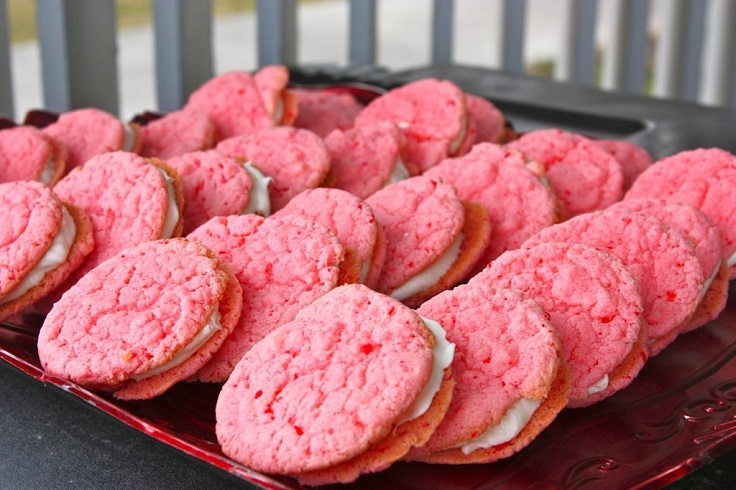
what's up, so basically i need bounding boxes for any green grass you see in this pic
[7,0,255,43]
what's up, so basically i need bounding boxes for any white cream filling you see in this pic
[587,374,610,395]
[273,97,284,124]
[458,398,541,455]
[157,167,180,238]
[700,258,722,301]
[390,233,464,301]
[386,158,410,186]
[0,207,76,305]
[131,305,223,381]
[449,115,468,155]
[242,162,272,217]
[122,124,137,152]
[39,156,57,184]
[359,260,372,284]
[397,317,455,424]
[727,251,736,268]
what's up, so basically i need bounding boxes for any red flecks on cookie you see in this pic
[625,147,736,279]
[216,126,331,211]
[187,214,346,382]
[595,139,652,191]
[137,109,216,159]
[524,209,704,355]
[37,238,243,400]
[471,242,646,407]
[0,126,66,185]
[216,284,452,485]
[292,88,364,138]
[507,128,624,217]
[425,143,561,268]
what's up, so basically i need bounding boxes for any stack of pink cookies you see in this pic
[1,66,734,486]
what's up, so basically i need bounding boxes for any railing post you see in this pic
[700,0,736,106]
[600,0,650,93]
[432,0,454,64]
[0,0,13,118]
[498,0,526,73]
[349,0,376,65]
[36,0,119,114]
[153,0,213,112]
[257,0,297,67]
[555,0,597,86]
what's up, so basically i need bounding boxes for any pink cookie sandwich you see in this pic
[187,214,353,382]
[524,210,705,356]
[42,108,141,172]
[0,126,67,185]
[292,87,364,138]
[0,181,93,321]
[355,78,473,173]
[184,66,295,141]
[425,142,562,270]
[409,284,569,463]
[471,242,647,408]
[215,284,455,485]
[366,175,491,308]
[465,94,507,145]
[216,126,332,211]
[274,187,386,289]
[507,128,624,217]
[50,151,184,298]
[167,150,271,235]
[325,121,414,199]
[608,197,727,332]
[625,147,736,279]
[137,109,216,159]
[595,139,653,191]
[37,238,243,400]
[253,64,298,127]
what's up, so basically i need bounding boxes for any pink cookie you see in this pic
[216,284,454,485]
[42,108,141,172]
[366,175,491,307]
[216,126,332,211]
[292,88,364,138]
[465,94,506,144]
[470,242,647,407]
[625,147,736,279]
[187,214,348,382]
[524,209,705,355]
[425,143,562,269]
[253,64,298,126]
[0,126,67,185]
[273,187,386,289]
[595,139,652,191]
[50,152,184,299]
[184,71,274,140]
[608,197,727,332]
[0,181,93,321]
[137,109,216,159]
[355,78,472,173]
[37,238,243,400]
[410,284,569,463]
[325,121,412,199]
[166,150,265,235]
[507,128,624,216]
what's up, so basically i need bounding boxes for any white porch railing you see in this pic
[0,0,734,120]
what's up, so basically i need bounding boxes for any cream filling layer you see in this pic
[0,207,76,305]
[458,398,541,455]
[273,97,284,124]
[587,374,609,395]
[122,124,137,152]
[390,233,464,301]
[39,157,57,184]
[449,115,468,155]
[700,258,721,301]
[397,317,455,424]
[727,252,736,268]
[386,158,410,186]
[131,306,223,381]
[243,162,272,216]
[157,168,180,238]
